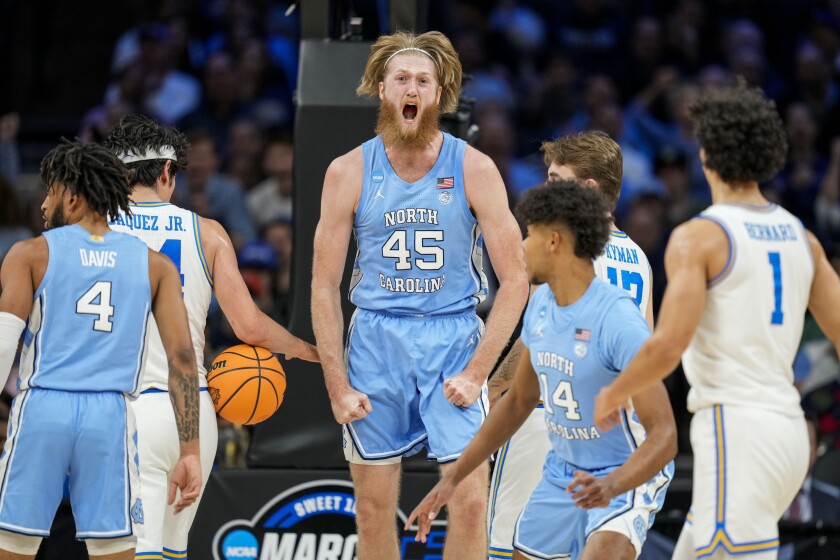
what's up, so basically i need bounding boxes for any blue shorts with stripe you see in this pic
[0,389,141,538]
[344,308,487,462]
[514,451,671,559]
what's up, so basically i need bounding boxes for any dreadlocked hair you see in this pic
[102,114,189,188]
[40,139,133,221]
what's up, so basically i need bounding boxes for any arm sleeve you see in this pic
[0,312,25,392]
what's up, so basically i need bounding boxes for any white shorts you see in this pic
[683,405,808,559]
[131,388,218,558]
[487,406,549,559]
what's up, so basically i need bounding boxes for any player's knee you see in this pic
[0,530,41,556]
[448,491,487,529]
[85,535,136,556]
[354,493,396,527]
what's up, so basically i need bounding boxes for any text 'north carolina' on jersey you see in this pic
[110,202,212,390]
[593,230,652,314]
[682,203,815,415]
[349,133,488,316]
[521,279,651,470]
[18,225,151,394]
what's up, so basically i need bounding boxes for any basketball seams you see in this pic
[207,366,286,382]
[208,343,286,424]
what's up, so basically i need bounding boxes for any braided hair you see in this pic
[103,114,189,188]
[39,140,133,221]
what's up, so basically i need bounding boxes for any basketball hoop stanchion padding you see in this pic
[246,39,377,470]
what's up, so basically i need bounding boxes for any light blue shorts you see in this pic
[514,451,672,559]
[344,309,487,463]
[0,389,141,538]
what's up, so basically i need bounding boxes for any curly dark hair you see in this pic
[102,114,189,188]
[690,84,787,184]
[515,179,612,260]
[40,140,132,221]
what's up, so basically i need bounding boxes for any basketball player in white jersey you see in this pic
[595,84,840,559]
[486,132,657,560]
[104,115,319,560]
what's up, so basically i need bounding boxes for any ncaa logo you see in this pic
[438,191,452,204]
[372,171,384,183]
[222,530,258,560]
[573,342,587,358]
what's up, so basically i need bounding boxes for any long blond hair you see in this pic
[357,31,462,113]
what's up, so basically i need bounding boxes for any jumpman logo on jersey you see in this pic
[533,323,544,338]
[467,335,476,346]
[374,187,385,200]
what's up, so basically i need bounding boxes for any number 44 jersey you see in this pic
[18,225,152,394]
[682,203,814,416]
[349,133,488,316]
[110,202,212,391]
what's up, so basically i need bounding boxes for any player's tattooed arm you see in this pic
[169,352,200,442]
[487,338,524,407]
[149,249,201,448]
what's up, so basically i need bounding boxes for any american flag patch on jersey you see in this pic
[437,177,454,189]
[574,328,591,341]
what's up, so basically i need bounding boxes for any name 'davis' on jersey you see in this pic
[384,208,439,227]
[110,213,187,232]
[79,249,116,268]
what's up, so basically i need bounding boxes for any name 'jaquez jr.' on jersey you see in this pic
[349,133,488,316]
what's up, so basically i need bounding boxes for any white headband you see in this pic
[384,47,439,72]
[118,145,177,164]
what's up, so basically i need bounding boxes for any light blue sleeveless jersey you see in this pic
[522,279,650,470]
[349,133,488,315]
[18,225,152,394]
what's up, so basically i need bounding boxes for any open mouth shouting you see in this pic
[402,103,418,122]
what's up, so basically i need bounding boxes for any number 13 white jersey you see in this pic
[682,203,814,416]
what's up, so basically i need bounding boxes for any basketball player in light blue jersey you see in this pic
[595,85,840,559]
[103,114,319,560]
[486,132,656,560]
[0,141,201,560]
[407,180,676,560]
[312,31,528,558]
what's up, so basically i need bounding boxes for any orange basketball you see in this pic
[207,344,286,425]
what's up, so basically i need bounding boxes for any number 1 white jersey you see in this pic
[682,203,814,416]
[110,202,213,390]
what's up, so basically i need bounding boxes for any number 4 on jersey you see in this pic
[76,281,115,332]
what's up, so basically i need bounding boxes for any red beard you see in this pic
[375,99,440,150]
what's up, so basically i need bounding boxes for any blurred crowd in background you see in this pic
[1,0,840,470]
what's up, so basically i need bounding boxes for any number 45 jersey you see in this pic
[110,202,212,391]
[18,225,152,394]
[350,133,488,316]
[682,203,814,415]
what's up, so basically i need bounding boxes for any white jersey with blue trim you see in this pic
[349,132,488,316]
[593,229,652,314]
[111,202,213,390]
[522,279,651,470]
[18,225,151,394]
[682,203,814,415]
